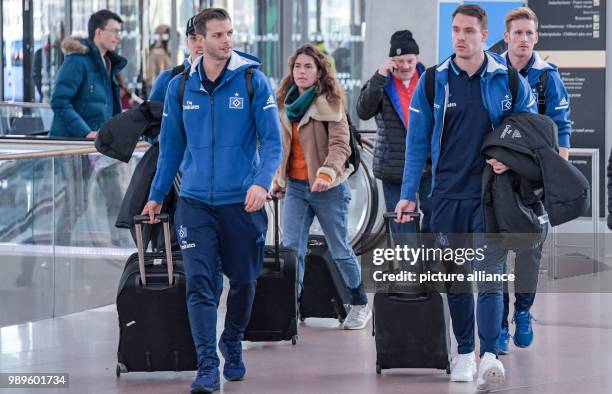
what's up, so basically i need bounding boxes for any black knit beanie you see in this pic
[389,30,419,57]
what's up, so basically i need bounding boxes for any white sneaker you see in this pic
[477,352,505,392]
[450,352,477,382]
[342,304,372,330]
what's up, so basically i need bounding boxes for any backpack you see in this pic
[170,64,186,79]
[535,71,549,115]
[424,64,519,112]
[323,112,362,177]
[346,113,362,176]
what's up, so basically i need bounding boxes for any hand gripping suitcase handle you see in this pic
[383,212,420,243]
[133,214,174,286]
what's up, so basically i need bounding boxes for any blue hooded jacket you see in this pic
[503,51,572,148]
[149,58,191,103]
[400,52,537,201]
[49,38,127,138]
[149,50,282,205]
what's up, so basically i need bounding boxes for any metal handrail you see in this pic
[0,101,51,109]
[0,141,150,161]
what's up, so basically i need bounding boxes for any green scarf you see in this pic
[284,84,317,123]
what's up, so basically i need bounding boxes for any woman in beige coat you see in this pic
[271,43,371,330]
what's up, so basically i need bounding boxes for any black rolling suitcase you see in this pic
[244,197,299,345]
[115,214,197,377]
[373,212,451,375]
[299,235,350,322]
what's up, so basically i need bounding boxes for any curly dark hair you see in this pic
[276,43,344,111]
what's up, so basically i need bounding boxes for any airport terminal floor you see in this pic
[2,290,612,394]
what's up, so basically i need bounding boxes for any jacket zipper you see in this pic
[210,94,215,204]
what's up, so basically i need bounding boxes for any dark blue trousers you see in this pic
[174,197,267,369]
[430,197,506,356]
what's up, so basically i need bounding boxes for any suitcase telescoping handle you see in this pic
[133,213,174,286]
[270,195,281,269]
[382,212,420,245]
[382,212,421,274]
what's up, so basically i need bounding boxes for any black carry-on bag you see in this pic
[373,212,451,375]
[115,213,197,377]
[299,235,351,323]
[244,197,299,345]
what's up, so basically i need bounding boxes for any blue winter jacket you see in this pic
[149,50,282,205]
[49,38,127,138]
[149,58,191,103]
[400,52,537,201]
[503,51,572,148]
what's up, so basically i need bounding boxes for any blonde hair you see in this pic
[505,7,539,32]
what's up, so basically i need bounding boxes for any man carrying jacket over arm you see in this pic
[141,8,282,393]
[395,5,536,391]
[496,6,573,355]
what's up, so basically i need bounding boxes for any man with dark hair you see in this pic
[50,9,125,138]
[497,6,572,355]
[396,4,536,391]
[142,7,281,393]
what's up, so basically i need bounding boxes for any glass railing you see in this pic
[0,102,54,136]
[0,138,144,327]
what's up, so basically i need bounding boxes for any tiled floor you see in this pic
[1,291,611,394]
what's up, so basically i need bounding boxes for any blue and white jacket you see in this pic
[149,58,191,103]
[502,51,572,148]
[400,52,537,201]
[149,50,282,205]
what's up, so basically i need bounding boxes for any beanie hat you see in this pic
[389,30,419,57]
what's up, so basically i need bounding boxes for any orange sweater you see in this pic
[288,123,332,183]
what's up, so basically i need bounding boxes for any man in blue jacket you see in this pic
[496,6,572,354]
[142,8,281,393]
[395,5,536,391]
[49,9,126,138]
[149,14,204,102]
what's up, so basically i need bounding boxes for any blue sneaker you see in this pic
[497,326,510,355]
[190,367,220,393]
[513,310,534,348]
[219,338,246,381]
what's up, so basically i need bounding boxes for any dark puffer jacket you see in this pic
[356,64,426,183]
[49,37,127,138]
[608,146,612,230]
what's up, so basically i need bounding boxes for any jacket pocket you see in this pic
[215,146,254,193]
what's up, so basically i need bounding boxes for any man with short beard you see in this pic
[142,8,282,393]
[395,5,536,391]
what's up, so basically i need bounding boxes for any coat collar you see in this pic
[280,94,343,131]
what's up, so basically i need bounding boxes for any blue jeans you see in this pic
[382,172,433,236]
[174,197,266,369]
[282,179,367,305]
[430,197,506,356]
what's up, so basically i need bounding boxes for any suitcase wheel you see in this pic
[376,363,381,375]
[291,335,298,346]
[299,315,305,322]
[116,363,127,378]
[446,363,451,375]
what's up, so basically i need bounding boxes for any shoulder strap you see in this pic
[507,65,519,111]
[178,68,190,112]
[537,70,549,115]
[170,64,186,78]
[245,67,254,104]
[425,65,437,110]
